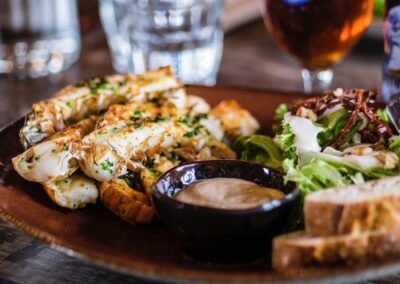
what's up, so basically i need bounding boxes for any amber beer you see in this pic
[263,0,373,70]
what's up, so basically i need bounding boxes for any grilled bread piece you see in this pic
[305,176,400,236]
[272,229,400,270]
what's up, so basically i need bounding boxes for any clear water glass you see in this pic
[99,0,224,85]
[0,0,81,79]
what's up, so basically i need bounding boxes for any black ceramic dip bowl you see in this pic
[151,160,299,262]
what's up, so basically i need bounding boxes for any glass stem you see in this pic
[301,69,334,94]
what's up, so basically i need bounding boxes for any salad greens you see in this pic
[234,135,284,170]
[272,104,288,133]
[316,108,349,146]
[374,0,384,18]
[234,90,400,230]
[390,136,400,156]
[276,120,297,160]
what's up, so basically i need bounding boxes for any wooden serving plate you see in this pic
[0,86,399,283]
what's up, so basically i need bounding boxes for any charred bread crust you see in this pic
[305,177,400,236]
[99,179,155,224]
[272,229,400,270]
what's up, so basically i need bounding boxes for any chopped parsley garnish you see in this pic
[129,113,169,125]
[178,113,207,127]
[119,171,140,189]
[100,159,114,174]
[118,80,128,87]
[129,111,143,121]
[75,77,117,94]
[127,120,144,129]
[173,142,182,149]
[183,128,200,138]
[63,145,70,151]
[149,168,162,176]
[66,101,72,108]
[144,157,162,176]
[144,158,155,168]
[164,151,179,162]
[149,115,169,123]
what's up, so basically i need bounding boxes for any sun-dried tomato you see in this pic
[289,88,391,149]
[323,90,364,148]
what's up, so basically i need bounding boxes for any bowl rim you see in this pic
[151,159,300,216]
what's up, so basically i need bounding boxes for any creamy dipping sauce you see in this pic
[174,178,285,210]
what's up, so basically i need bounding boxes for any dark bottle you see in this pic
[383,0,400,102]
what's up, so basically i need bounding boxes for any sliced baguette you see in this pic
[305,176,400,236]
[272,229,400,271]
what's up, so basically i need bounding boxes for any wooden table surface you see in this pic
[0,19,391,284]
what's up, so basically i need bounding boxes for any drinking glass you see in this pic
[0,0,81,78]
[263,0,374,93]
[99,0,224,85]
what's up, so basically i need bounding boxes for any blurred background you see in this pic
[0,0,385,124]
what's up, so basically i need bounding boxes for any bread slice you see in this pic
[272,229,400,271]
[305,176,400,236]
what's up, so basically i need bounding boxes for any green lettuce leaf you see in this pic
[299,148,400,179]
[376,108,390,123]
[338,119,363,148]
[282,157,352,231]
[363,166,400,178]
[272,104,288,134]
[283,158,351,194]
[389,136,400,157]
[277,120,297,160]
[317,108,348,146]
[233,135,284,170]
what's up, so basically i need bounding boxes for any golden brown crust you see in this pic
[99,179,155,224]
[139,169,159,207]
[43,184,63,208]
[42,174,98,210]
[209,99,260,140]
[46,116,97,141]
[272,229,400,271]
[305,178,400,236]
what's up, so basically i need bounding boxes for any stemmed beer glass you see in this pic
[263,0,374,93]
